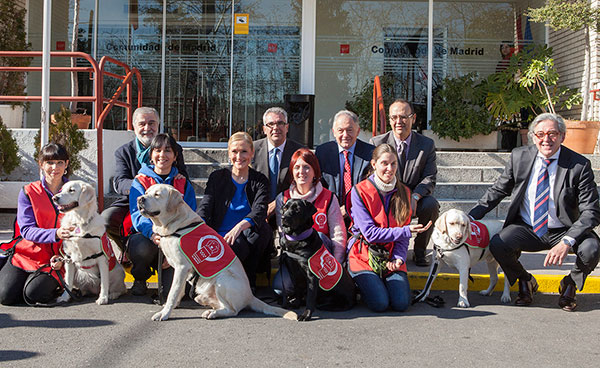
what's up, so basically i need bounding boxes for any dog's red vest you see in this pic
[308,245,343,290]
[121,175,187,237]
[283,188,333,237]
[0,181,64,281]
[465,220,490,249]
[347,179,411,274]
[178,223,237,279]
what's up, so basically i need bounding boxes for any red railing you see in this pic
[372,75,387,136]
[0,51,142,210]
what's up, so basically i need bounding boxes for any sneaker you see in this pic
[130,280,148,296]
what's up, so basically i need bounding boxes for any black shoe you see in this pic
[413,252,430,267]
[515,275,538,306]
[130,280,148,296]
[558,276,577,312]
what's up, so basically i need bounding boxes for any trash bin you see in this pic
[284,94,314,148]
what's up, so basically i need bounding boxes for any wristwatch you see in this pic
[412,193,420,201]
[562,238,572,248]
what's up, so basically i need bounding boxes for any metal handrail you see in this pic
[372,75,387,136]
[0,51,142,210]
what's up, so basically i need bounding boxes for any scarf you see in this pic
[135,138,151,166]
[373,174,397,193]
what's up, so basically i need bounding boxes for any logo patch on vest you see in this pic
[314,213,327,228]
[465,221,490,249]
[178,223,237,279]
[308,245,342,291]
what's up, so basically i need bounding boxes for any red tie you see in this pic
[343,150,352,198]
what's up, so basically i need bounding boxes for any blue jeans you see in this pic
[352,270,411,312]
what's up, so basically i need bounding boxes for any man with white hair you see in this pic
[101,107,188,270]
[470,113,600,311]
[316,110,374,220]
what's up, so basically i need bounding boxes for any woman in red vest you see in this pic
[128,134,197,296]
[273,148,346,294]
[0,143,73,305]
[347,144,431,312]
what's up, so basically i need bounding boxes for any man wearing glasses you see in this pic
[253,107,304,217]
[370,99,439,267]
[469,113,600,311]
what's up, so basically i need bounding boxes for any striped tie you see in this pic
[532,158,554,237]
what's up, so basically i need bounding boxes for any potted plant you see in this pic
[0,115,21,179]
[0,0,32,128]
[429,73,495,144]
[34,105,89,175]
[527,0,600,153]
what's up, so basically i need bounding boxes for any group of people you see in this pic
[1,100,598,314]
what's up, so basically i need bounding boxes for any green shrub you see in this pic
[0,114,21,177]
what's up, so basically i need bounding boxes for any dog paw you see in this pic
[151,310,170,321]
[201,309,216,319]
[501,293,512,304]
[298,309,312,322]
[479,289,492,296]
[457,299,470,308]
[95,296,109,305]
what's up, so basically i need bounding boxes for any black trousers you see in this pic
[412,195,440,256]
[0,260,61,306]
[489,220,600,291]
[101,205,129,252]
[126,233,179,293]
[229,221,272,288]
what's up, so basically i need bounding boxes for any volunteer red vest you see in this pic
[178,222,237,279]
[348,179,412,274]
[122,175,187,237]
[308,245,343,290]
[283,188,333,237]
[465,220,490,249]
[0,181,64,281]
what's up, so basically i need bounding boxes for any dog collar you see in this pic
[284,228,313,242]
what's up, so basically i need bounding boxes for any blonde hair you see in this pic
[369,144,411,224]
[228,131,254,150]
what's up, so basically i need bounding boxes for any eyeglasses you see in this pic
[533,130,561,140]
[264,121,287,129]
[390,113,415,122]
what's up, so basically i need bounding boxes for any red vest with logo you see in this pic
[122,175,187,237]
[465,220,490,249]
[177,222,237,279]
[348,179,411,274]
[0,181,64,281]
[283,188,333,237]
[308,245,343,290]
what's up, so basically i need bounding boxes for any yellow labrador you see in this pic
[414,209,511,307]
[137,184,297,321]
[53,180,126,305]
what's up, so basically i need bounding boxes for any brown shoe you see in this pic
[558,277,577,312]
[515,275,538,306]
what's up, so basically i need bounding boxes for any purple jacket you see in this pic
[16,178,66,244]
[349,176,411,262]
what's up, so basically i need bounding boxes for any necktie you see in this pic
[269,147,279,200]
[532,158,554,237]
[342,150,352,200]
[398,141,407,176]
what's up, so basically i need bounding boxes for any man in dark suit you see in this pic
[252,107,304,218]
[469,113,600,311]
[316,110,374,221]
[370,99,438,266]
[101,107,187,263]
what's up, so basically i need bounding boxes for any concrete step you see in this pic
[183,148,228,163]
[434,183,497,199]
[186,162,230,178]
[436,151,600,168]
[438,199,509,219]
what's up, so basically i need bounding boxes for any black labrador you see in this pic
[279,199,355,321]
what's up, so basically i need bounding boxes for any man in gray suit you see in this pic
[469,113,600,311]
[316,110,374,221]
[252,107,304,218]
[370,99,438,266]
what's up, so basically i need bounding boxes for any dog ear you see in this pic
[167,186,184,209]
[463,213,472,244]
[80,183,97,210]
[435,211,448,234]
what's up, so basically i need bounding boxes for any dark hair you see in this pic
[149,133,179,160]
[368,144,410,224]
[289,148,322,185]
[390,98,415,114]
[38,143,71,177]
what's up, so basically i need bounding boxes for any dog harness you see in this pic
[308,245,343,291]
[176,222,237,279]
[121,175,188,237]
[283,188,333,237]
[347,179,411,275]
[60,232,117,271]
[0,181,64,282]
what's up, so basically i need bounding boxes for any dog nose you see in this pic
[52,194,59,202]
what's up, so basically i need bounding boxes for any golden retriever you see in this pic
[53,180,127,305]
[137,184,297,321]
